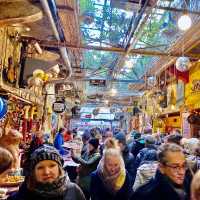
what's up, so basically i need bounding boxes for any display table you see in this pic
[0,186,19,200]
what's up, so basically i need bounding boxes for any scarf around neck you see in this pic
[32,175,69,198]
[97,159,126,194]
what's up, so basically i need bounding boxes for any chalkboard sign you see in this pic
[52,101,65,113]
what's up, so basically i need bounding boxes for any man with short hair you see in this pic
[131,143,191,200]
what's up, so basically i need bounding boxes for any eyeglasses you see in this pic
[164,162,187,171]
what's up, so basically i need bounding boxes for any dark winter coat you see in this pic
[131,141,145,158]
[8,181,86,200]
[90,170,132,200]
[134,145,157,169]
[131,170,191,200]
[122,145,135,185]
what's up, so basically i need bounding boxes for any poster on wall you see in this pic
[182,112,190,138]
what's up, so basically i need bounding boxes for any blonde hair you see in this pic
[103,148,125,170]
[191,170,200,200]
[104,138,119,150]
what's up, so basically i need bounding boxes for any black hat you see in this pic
[88,138,99,149]
[30,145,64,170]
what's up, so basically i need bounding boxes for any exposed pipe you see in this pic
[40,0,72,79]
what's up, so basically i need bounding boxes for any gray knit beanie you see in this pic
[30,145,64,170]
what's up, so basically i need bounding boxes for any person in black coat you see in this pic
[8,145,86,200]
[90,147,132,200]
[114,132,135,185]
[131,143,191,200]
[134,135,157,169]
[131,133,145,158]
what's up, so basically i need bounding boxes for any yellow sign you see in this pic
[185,62,200,107]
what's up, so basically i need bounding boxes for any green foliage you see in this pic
[79,0,95,14]
[83,50,117,70]
[137,12,176,48]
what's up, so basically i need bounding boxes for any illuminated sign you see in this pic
[89,79,106,87]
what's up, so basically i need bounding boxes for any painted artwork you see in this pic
[3,56,17,85]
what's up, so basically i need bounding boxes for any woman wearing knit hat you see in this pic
[8,145,86,200]
[90,148,132,200]
[72,138,101,200]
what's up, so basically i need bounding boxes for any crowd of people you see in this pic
[0,127,200,200]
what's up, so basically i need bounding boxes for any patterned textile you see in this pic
[29,145,64,171]
[33,175,68,198]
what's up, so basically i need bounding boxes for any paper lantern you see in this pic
[176,57,190,72]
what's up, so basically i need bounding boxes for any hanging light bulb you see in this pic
[171,105,175,110]
[178,14,192,31]
[110,88,117,96]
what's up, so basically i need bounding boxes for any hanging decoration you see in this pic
[33,69,45,79]
[168,65,189,84]
[175,56,190,72]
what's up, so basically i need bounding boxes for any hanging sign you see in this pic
[52,101,66,113]
[89,79,106,87]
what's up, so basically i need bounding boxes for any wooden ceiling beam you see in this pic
[57,5,74,11]
[20,37,200,59]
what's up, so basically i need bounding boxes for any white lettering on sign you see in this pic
[53,102,65,113]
